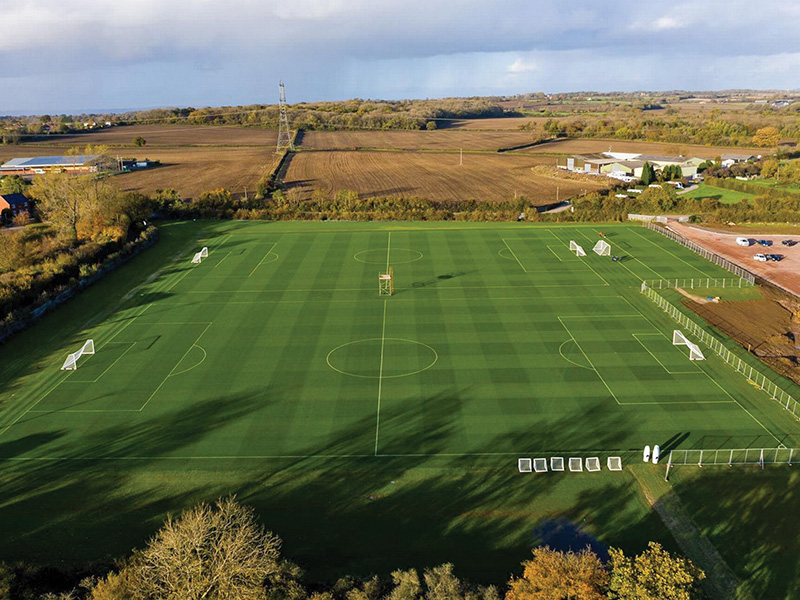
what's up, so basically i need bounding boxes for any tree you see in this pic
[0,174,30,194]
[506,546,607,600]
[133,136,147,147]
[28,173,122,243]
[91,497,288,600]
[640,161,656,185]
[752,126,780,148]
[607,542,705,600]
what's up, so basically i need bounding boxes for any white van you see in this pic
[736,237,751,247]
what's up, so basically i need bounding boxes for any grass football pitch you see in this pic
[1,221,799,585]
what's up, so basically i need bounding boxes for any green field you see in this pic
[1,221,799,588]
[682,183,756,204]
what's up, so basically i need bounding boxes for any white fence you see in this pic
[666,447,797,467]
[641,283,800,420]
[640,221,756,284]
[642,277,753,290]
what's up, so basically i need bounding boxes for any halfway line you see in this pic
[374,300,388,455]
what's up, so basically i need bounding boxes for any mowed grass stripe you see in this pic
[1,222,797,461]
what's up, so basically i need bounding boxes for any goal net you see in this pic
[673,330,705,360]
[192,252,203,264]
[593,240,611,256]
[200,247,209,258]
[61,339,95,370]
[569,240,586,257]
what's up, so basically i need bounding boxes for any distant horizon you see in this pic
[2,87,800,118]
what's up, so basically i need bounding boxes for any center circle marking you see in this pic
[326,338,438,379]
[354,249,423,265]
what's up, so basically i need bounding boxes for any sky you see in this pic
[2,0,800,114]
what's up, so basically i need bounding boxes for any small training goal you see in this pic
[61,339,95,370]
[569,240,586,257]
[192,247,209,264]
[673,330,705,361]
[593,240,611,256]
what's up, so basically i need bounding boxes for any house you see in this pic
[560,151,703,178]
[0,155,100,179]
[720,153,758,168]
[0,193,30,218]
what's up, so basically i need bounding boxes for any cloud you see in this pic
[2,0,800,112]
[507,58,537,73]
[652,16,681,30]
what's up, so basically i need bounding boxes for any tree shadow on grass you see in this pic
[669,467,800,600]
[0,389,271,566]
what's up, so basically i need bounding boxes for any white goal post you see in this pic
[61,339,95,370]
[200,246,209,258]
[673,330,705,361]
[569,240,586,257]
[192,252,203,264]
[593,240,611,256]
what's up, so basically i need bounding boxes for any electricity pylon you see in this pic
[276,82,294,153]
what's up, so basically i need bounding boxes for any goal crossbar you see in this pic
[61,339,95,370]
[673,330,705,360]
[569,240,586,257]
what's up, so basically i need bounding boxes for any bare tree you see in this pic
[91,497,285,600]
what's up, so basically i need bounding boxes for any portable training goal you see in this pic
[607,456,623,471]
[200,246,209,258]
[518,458,532,473]
[191,252,203,264]
[593,240,611,256]
[568,457,583,472]
[585,457,601,472]
[379,267,394,296]
[550,457,565,471]
[61,339,95,370]
[569,240,586,257]
[533,458,548,473]
[673,329,705,360]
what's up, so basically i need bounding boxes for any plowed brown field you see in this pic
[20,124,278,147]
[298,130,536,151]
[113,148,280,199]
[283,151,609,204]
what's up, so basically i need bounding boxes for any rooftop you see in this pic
[0,155,100,169]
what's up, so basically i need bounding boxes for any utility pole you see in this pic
[276,81,294,154]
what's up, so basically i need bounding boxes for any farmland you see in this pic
[298,129,537,151]
[19,123,278,147]
[282,151,609,203]
[4,125,281,199]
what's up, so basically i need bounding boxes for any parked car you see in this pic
[781,239,796,246]
[767,254,784,261]
[757,239,773,246]
[753,253,768,262]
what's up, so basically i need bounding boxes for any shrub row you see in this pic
[0,226,158,344]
